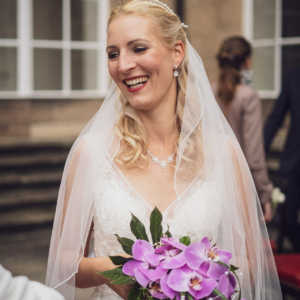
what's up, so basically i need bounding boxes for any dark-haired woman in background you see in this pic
[212,36,273,222]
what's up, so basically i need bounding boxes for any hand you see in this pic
[106,253,133,299]
[263,202,273,223]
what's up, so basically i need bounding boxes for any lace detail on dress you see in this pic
[90,157,223,299]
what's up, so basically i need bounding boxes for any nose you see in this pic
[118,52,136,74]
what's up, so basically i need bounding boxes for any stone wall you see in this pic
[0,100,31,136]
[186,0,243,83]
[0,0,283,142]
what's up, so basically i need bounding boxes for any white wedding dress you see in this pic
[89,158,223,300]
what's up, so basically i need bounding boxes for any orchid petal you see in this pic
[160,275,177,299]
[217,274,236,298]
[167,266,191,292]
[194,278,218,299]
[218,250,232,265]
[122,260,148,276]
[199,261,210,275]
[132,240,154,261]
[153,292,168,299]
[144,252,164,267]
[134,268,150,288]
[139,265,167,282]
[161,237,187,251]
[207,262,228,280]
[184,242,206,270]
[162,252,186,269]
[155,245,172,254]
[200,237,211,250]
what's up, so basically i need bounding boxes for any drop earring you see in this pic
[174,65,178,77]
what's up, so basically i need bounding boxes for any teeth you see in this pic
[130,83,143,89]
[125,77,148,86]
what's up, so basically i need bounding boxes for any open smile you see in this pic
[123,76,149,92]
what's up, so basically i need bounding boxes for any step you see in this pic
[0,187,59,207]
[0,152,68,169]
[0,170,63,187]
[0,205,56,230]
[0,138,73,151]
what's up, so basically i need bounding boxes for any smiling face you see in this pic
[107,15,179,112]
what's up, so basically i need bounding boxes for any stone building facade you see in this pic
[0,0,298,149]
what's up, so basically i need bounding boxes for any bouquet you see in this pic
[98,207,244,300]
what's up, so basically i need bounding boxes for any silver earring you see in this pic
[174,65,178,77]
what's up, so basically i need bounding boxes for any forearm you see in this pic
[75,256,134,299]
[75,256,116,288]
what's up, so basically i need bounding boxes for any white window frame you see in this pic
[0,0,110,99]
[242,0,300,99]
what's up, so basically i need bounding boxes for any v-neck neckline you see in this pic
[111,160,201,215]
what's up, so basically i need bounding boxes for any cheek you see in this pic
[108,62,118,80]
[108,61,125,90]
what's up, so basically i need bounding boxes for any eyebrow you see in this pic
[106,38,150,52]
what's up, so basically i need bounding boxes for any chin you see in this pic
[129,100,153,111]
[124,94,153,111]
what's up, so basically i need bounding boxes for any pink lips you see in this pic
[123,76,148,93]
[126,81,148,93]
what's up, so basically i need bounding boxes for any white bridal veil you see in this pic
[46,5,282,300]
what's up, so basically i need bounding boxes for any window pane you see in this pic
[71,50,97,90]
[282,0,300,38]
[282,45,300,80]
[253,46,275,90]
[33,0,62,40]
[34,48,62,90]
[71,0,98,41]
[253,0,275,40]
[0,0,17,39]
[0,47,17,91]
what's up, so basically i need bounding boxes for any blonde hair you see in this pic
[108,1,194,171]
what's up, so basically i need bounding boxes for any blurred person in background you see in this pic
[212,36,273,222]
[264,67,300,253]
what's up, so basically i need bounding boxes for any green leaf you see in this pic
[213,288,229,300]
[186,293,194,300]
[97,268,123,280]
[109,255,132,266]
[150,207,163,244]
[130,213,149,241]
[230,264,239,272]
[127,283,141,300]
[165,224,172,238]
[179,236,191,246]
[115,234,134,255]
[111,274,136,285]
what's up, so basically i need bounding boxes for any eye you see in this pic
[108,52,119,59]
[134,47,147,53]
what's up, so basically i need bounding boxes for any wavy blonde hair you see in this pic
[108,1,203,175]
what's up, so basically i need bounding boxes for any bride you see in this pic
[46,1,282,299]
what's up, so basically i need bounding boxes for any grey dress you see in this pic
[212,84,273,205]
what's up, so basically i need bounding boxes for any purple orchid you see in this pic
[216,271,237,298]
[166,265,218,299]
[184,237,232,280]
[156,237,187,270]
[148,280,168,299]
[160,274,179,299]
[122,240,164,287]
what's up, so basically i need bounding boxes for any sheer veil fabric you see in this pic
[46,40,282,300]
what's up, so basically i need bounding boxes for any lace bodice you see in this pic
[89,159,222,300]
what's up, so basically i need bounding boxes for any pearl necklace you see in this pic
[146,149,176,171]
